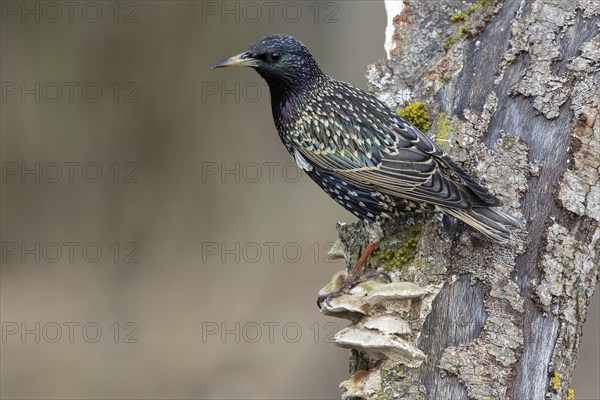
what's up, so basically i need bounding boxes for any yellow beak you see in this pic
[212,52,259,68]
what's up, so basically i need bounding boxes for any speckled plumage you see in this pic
[214,34,524,242]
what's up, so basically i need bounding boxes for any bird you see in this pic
[213,34,524,304]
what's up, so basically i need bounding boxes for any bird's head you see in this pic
[213,34,324,97]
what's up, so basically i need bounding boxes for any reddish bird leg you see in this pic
[317,242,383,308]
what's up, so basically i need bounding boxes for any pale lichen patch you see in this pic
[557,35,600,222]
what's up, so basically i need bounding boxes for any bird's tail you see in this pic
[438,206,525,243]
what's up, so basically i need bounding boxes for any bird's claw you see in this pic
[317,269,391,309]
[378,271,392,283]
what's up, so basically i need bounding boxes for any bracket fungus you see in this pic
[320,271,430,398]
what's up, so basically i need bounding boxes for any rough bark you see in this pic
[320,0,599,398]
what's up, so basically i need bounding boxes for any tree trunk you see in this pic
[320,0,599,398]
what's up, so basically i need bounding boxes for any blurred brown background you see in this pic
[1,1,597,399]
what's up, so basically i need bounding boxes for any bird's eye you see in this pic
[270,52,281,62]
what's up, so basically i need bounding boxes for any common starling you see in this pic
[214,35,524,301]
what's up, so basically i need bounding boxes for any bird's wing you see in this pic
[395,121,502,206]
[292,99,500,209]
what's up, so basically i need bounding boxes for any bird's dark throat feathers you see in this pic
[255,63,325,127]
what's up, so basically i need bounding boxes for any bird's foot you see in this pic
[317,241,380,308]
[317,269,391,308]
